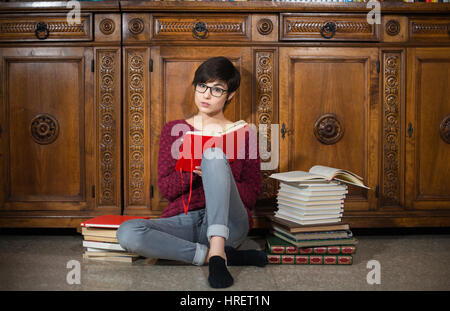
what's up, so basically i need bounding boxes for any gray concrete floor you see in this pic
[0,229,449,291]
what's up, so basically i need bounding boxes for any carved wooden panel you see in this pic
[406,48,450,210]
[96,48,121,209]
[255,50,278,200]
[95,14,121,42]
[381,16,408,43]
[0,14,92,42]
[381,51,404,208]
[123,48,151,212]
[0,47,95,211]
[251,15,278,42]
[280,14,379,41]
[151,14,250,41]
[409,18,450,43]
[122,13,151,43]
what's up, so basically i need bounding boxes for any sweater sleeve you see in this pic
[157,121,200,202]
[235,127,262,209]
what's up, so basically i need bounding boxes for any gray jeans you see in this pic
[116,147,249,266]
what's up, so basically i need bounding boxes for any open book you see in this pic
[269,165,370,189]
[175,120,248,172]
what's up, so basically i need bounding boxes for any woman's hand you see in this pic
[193,166,202,177]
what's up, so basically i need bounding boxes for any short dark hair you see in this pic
[192,57,240,108]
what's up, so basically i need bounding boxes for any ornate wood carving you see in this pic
[281,14,379,41]
[256,18,273,36]
[256,50,277,199]
[439,115,450,144]
[99,18,115,35]
[287,21,372,34]
[382,52,402,206]
[30,113,59,145]
[386,20,401,36]
[152,15,249,40]
[128,17,145,35]
[97,50,119,206]
[127,50,146,205]
[0,14,92,41]
[313,114,344,145]
[409,19,450,42]
[411,22,449,34]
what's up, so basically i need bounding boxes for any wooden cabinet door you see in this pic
[406,48,450,210]
[122,46,252,216]
[0,47,95,212]
[279,47,380,212]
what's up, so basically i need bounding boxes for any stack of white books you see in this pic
[269,165,369,225]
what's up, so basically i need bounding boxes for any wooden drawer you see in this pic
[0,14,92,42]
[151,14,250,41]
[281,13,379,42]
[409,17,450,43]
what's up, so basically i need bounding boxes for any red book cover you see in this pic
[80,215,149,229]
[267,253,353,265]
[175,121,249,172]
[266,235,357,255]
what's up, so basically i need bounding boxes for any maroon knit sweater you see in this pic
[157,119,262,230]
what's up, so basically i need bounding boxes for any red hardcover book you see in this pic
[175,120,249,214]
[80,215,149,229]
[266,235,357,255]
[175,120,249,172]
[267,253,353,265]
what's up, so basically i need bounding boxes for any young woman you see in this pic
[117,56,267,288]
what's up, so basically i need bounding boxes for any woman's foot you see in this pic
[208,256,234,288]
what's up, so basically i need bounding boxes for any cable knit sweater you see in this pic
[157,119,262,230]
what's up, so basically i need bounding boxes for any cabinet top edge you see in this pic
[0,1,449,14]
[0,1,120,13]
[119,1,450,14]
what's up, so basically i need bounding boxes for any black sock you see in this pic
[208,256,234,288]
[225,246,268,267]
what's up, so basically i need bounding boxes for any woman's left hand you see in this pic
[193,166,202,177]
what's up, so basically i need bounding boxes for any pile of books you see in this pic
[81,215,147,263]
[266,165,369,265]
[266,216,356,265]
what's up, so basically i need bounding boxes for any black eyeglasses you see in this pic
[195,83,228,97]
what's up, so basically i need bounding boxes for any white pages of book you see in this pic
[269,171,326,182]
[309,165,363,181]
[185,120,247,137]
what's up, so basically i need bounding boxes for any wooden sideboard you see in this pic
[0,1,449,229]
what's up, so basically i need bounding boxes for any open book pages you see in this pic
[269,171,326,182]
[281,181,347,190]
[309,165,363,181]
[185,120,248,137]
[269,165,370,189]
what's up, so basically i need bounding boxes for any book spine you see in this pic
[267,254,353,265]
[268,244,356,255]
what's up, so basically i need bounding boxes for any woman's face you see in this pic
[194,80,235,117]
